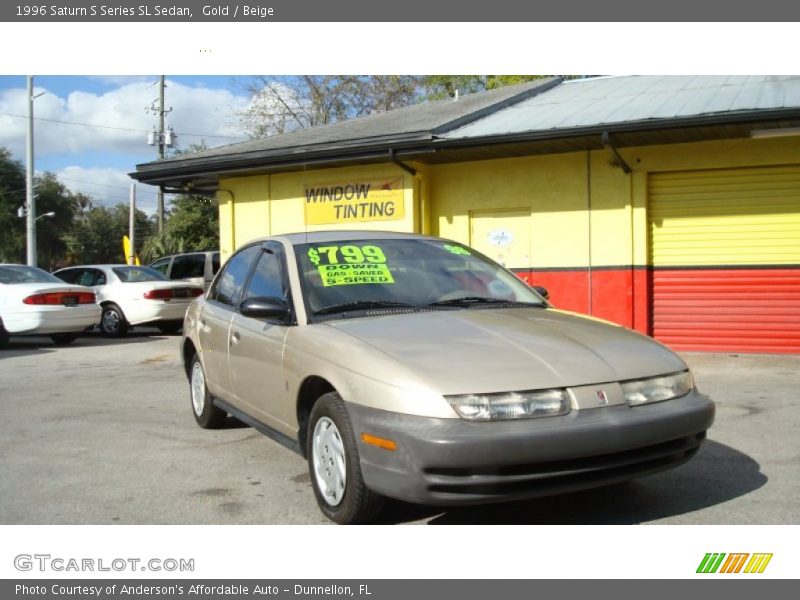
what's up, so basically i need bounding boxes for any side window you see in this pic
[210,245,261,308]
[54,269,79,284]
[150,257,170,276]
[244,249,286,302]
[211,252,221,275]
[90,269,107,286]
[172,254,206,279]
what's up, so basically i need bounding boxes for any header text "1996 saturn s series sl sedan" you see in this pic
[181,232,714,524]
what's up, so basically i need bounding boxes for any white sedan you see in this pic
[52,265,204,337]
[0,264,101,347]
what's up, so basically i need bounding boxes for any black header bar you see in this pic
[2,0,799,22]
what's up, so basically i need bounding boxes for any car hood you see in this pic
[324,308,686,395]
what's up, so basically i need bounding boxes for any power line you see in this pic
[0,111,246,140]
[55,176,133,191]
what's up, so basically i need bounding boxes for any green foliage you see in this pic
[0,148,26,263]
[0,150,88,268]
[34,173,85,269]
[163,194,219,253]
[67,203,154,266]
[419,75,548,100]
[140,230,186,264]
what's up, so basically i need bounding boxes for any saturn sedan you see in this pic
[0,264,100,347]
[53,265,204,337]
[181,231,715,524]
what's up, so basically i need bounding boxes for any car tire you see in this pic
[100,303,129,337]
[307,392,384,524]
[189,354,227,429]
[157,321,182,335]
[50,333,78,346]
[0,319,8,348]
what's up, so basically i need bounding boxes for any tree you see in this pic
[67,203,154,265]
[163,194,218,251]
[420,75,548,100]
[140,230,186,264]
[238,75,422,138]
[139,193,218,263]
[0,148,26,263]
[139,141,220,263]
[33,173,85,270]
[237,75,556,138]
[0,149,87,268]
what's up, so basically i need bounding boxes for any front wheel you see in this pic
[100,303,129,337]
[307,392,384,524]
[189,354,226,429]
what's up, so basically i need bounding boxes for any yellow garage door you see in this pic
[649,165,800,354]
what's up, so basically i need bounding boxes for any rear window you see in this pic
[0,265,62,284]
[112,266,168,282]
[171,253,206,279]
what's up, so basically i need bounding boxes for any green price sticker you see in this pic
[307,245,386,266]
[318,263,395,287]
[443,244,471,256]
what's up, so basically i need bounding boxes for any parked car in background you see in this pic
[150,251,220,291]
[52,265,203,337]
[0,264,100,347]
[181,231,715,524]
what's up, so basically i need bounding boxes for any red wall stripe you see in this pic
[516,267,800,354]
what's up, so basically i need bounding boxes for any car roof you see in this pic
[149,250,219,263]
[55,264,150,270]
[260,230,436,246]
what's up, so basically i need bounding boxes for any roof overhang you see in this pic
[130,108,800,195]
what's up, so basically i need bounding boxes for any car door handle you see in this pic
[230,331,240,345]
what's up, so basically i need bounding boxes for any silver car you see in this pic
[182,231,714,524]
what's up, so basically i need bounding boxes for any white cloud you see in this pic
[0,78,250,159]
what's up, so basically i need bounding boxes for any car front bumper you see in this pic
[347,389,715,506]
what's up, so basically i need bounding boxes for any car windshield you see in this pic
[0,265,63,284]
[112,266,168,282]
[294,238,546,318]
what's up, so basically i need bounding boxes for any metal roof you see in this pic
[444,75,800,139]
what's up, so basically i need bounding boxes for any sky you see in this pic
[0,75,255,215]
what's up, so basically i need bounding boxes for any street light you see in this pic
[35,211,55,222]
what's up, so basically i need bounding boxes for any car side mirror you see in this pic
[531,285,550,300]
[240,296,290,322]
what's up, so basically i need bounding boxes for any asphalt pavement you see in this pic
[0,330,797,524]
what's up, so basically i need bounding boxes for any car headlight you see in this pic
[621,371,694,406]
[446,389,570,421]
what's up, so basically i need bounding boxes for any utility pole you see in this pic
[147,76,174,233]
[157,75,165,232]
[129,183,136,264]
[25,75,36,266]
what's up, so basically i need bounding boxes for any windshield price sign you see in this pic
[308,245,394,287]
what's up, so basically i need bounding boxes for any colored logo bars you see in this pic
[697,553,773,574]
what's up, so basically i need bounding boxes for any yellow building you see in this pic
[133,76,800,354]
